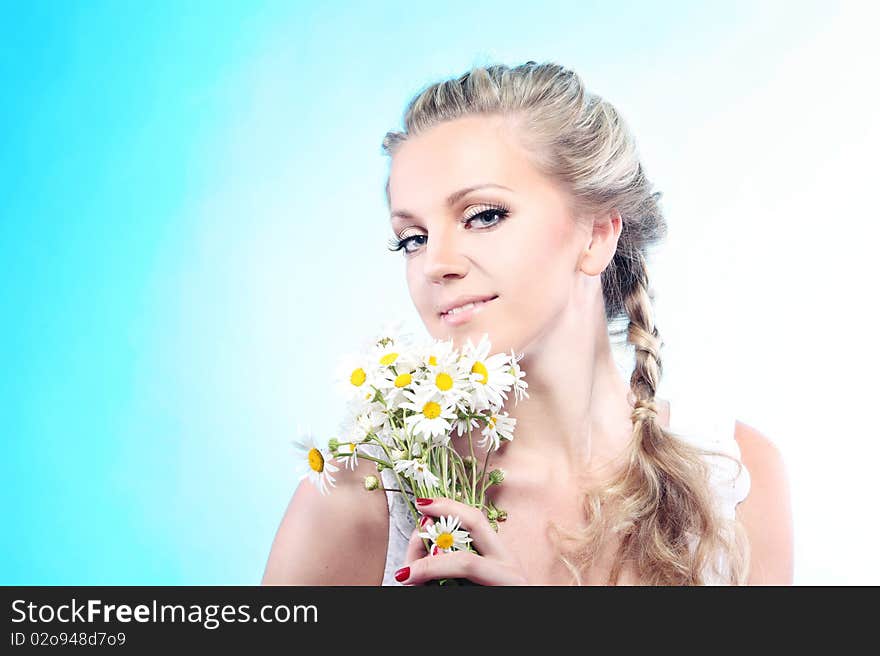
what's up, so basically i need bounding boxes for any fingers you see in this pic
[397,550,526,586]
[413,497,503,558]
[404,514,433,564]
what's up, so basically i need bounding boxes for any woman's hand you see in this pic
[393,497,529,586]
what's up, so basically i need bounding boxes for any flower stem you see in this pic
[467,420,477,505]
[478,446,492,506]
[353,453,392,468]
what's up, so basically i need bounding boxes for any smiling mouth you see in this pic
[440,295,499,325]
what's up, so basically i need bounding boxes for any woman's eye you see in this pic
[464,208,507,229]
[389,206,510,255]
[400,234,426,254]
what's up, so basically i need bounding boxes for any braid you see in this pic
[625,256,663,428]
[607,253,740,584]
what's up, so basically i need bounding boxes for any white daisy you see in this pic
[423,362,471,407]
[393,458,441,489]
[335,439,360,470]
[375,361,419,409]
[460,333,516,411]
[290,427,339,496]
[506,347,530,404]
[476,411,517,451]
[334,351,380,404]
[370,338,420,377]
[419,337,460,370]
[418,514,474,553]
[400,387,457,445]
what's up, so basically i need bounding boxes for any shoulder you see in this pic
[733,420,794,584]
[261,458,390,585]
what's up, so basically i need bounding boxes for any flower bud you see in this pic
[328,437,339,453]
[376,462,386,473]
[488,468,505,485]
[497,509,508,521]
[487,508,499,521]
[489,518,499,532]
[363,475,380,491]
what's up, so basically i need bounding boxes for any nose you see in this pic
[422,225,468,283]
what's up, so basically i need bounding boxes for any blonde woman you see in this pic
[262,61,793,586]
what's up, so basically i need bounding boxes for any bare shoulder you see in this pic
[733,420,794,585]
[261,458,390,585]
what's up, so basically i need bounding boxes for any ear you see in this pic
[578,208,623,276]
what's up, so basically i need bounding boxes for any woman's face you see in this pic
[387,114,590,356]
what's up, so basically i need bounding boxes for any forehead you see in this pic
[387,115,536,213]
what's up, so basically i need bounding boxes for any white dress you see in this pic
[375,393,751,585]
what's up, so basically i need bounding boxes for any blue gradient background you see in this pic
[3,1,877,584]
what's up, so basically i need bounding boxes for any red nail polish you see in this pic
[419,514,430,527]
[394,566,410,582]
[416,497,433,505]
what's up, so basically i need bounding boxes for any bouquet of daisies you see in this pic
[290,322,529,579]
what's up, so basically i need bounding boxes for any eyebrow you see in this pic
[390,183,513,222]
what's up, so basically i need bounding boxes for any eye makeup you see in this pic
[386,202,511,255]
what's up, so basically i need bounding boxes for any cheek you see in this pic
[502,222,572,296]
[406,265,437,324]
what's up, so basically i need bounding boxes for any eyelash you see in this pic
[386,203,511,255]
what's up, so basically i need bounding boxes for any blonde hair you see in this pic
[381,60,749,584]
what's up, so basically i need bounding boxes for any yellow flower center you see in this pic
[379,352,399,366]
[428,355,437,366]
[436,533,454,550]
[350,368,367,386]
[307,448,324,473]
[435,372,453,391]
[489,415,497,428]
[471,361,489,385]
[394,373,412,388]
[422,401,441,419]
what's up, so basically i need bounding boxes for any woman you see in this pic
[262,61,793,585]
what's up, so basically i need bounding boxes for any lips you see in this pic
[438,294,499,317]
[439,295,499,326]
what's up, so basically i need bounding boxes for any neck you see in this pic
[458,279,637,487]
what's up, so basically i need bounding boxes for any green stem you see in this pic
[351,452,392,468]
[445,444,469,496]
[478,445,492,507]
[441,446,449,498]
[467,420,477,505]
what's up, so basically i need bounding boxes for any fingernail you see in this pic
[416,497,433,505]
[419,514,430,527]
[394,566,410,582]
